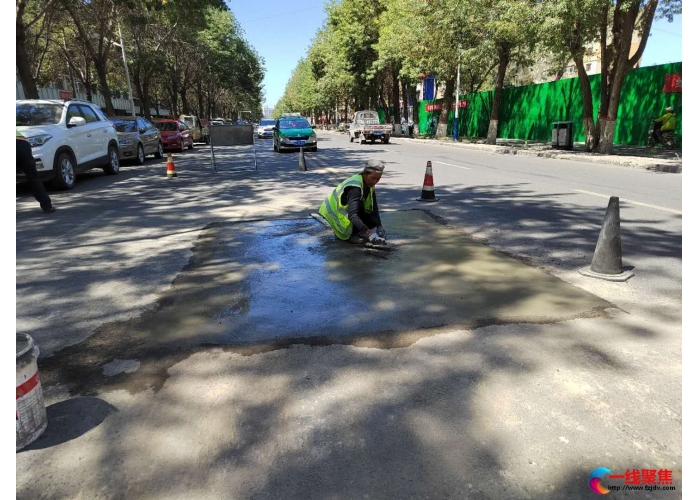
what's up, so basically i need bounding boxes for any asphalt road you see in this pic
[16,133,682,499]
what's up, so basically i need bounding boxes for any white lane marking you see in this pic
[573,189,681,215]
[433,160,471,170]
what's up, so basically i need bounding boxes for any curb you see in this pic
[322,130,682,174]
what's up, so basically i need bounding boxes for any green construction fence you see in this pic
[416,62,681,146]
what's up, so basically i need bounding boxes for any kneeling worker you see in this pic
[319,159,387,244]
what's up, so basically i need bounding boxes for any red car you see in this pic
[153,119,194,152]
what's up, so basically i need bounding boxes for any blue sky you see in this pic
[644,14,682,66]
[227,0,328,108]
[227,2,682,108]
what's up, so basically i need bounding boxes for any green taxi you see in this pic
[273,113,317,152]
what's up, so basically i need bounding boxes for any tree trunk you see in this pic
[596,70,627,154]
[392,68,400,132]
[401,78,409,122]
[596,2,647,154]
[94,63,115,116]
[83,54,93,102]
[16,24,39,99]
[197,80,204,117]
[573,55,597,151]
[436,77,455,138]
[207,88,213,119]
[486,44,510,145]
[133,70,152,119]
[180,88,188,115]
[594,0,657,154]
[597,117,617,154]
[141,81,151,120]
[67,63,77,96]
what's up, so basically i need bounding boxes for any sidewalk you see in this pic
[326,130,682,173]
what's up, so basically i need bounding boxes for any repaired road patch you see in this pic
[39,210,611,396]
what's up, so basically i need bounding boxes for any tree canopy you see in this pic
[17,0,265,120]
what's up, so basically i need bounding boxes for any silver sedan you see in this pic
[111,116,164,164]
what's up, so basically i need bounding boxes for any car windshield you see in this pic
[182,117,195,127]
[155,122,178,131]
[260,120,275,126]
[279,119,310,129]
[16,103,63,126]
[112,119,137,132]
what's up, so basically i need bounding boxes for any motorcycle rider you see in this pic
[652,106,677,143]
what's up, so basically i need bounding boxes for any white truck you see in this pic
[348,110,393,144]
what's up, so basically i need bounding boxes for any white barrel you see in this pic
[16,334,47,451]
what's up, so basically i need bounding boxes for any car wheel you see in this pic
[52,151,76,190]
[382,137,390,144]
[311,146,318,152]
[371,139,376,144]
[154,141,164,159]
[178,139,184,152]
[103,145,120,175]
[136,143,145,165]
[349,133,354,143]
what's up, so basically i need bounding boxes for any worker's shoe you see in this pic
[348,235,366,245]
[42,207,56,214]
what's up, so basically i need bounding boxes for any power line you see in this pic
[651,26,682,38]
[239,6,319,24]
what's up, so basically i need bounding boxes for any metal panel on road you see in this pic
[209,124,257,172]
[209,125,255,146]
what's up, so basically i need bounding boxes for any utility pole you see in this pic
[453,56,461,141]
[117,22,135,117]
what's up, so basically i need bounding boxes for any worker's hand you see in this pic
[368,232,386,244]
[376,226,386,239]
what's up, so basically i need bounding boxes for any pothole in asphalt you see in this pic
[39,211,613,397]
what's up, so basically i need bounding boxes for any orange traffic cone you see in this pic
[166,153,177,178]
[416,160,438,201]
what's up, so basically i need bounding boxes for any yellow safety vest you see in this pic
[319,174,374,240]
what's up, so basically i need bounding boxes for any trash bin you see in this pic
[17,333,48,451]
[552,121,574,150]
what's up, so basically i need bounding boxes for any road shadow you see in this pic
[19,397,118,452]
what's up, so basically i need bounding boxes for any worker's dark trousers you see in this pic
[351,211,381,236]
[17,139,52,212]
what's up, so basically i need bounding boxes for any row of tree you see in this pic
[273,0,680,153]
[16,0,265,120]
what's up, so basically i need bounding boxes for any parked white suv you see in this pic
[16,99,120,190]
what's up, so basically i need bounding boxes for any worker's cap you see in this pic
[362,159,385,174]
[666,106,674,112]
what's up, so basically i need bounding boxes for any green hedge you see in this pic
[418,62,682,145]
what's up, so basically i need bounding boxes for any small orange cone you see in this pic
[416,160,438,201]
[166,153,177,178]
